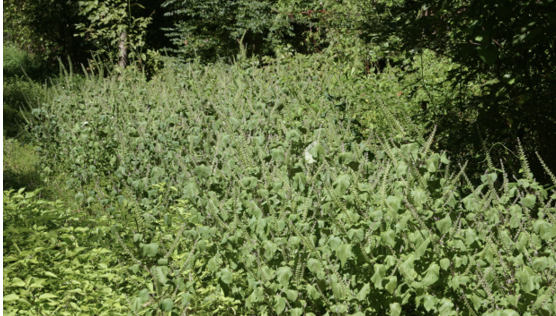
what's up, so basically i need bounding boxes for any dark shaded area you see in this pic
[363,0,556,185]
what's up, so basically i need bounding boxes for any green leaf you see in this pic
[307,258,322,274]
[440,258,450,271]
[307,284,321,300]
[155,266,168,284]
[44,271,58,278]
[38,293,57,300]
[309,143,325,160]
[286,289,298,301]
[3,294,20,302]
[400,143,419,159]
[11,278,26,287]
[271,148,285,163]
[141,243,159,257]
[423,263,440,287]
[371,264,386,289]
[184,182,199,199]
[385,276,397,294]
[381,229,396,247]
[356,283,370,301]
[436,215,452,234]
[522,194,536,208]
[160,298,173,311]
[138,289,150,304]
[390,302,401,316]
[336,244,352,267]
[348,228,364,242]
[411,189,427,206]
[158,259,168,266]
[275,296,286,314]
[290,308,303,316]
[423,294,436,312]
[339,152,354,165]
[438,298,454,316]
[221,268,232,284]
[386,195,401,211]
[415,238,430,258]
[332,281,344,300]
[276,267,293,287]
[333,174,351,195]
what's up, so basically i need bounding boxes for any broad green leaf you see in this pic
[184,182,199,199]
[290,308,303,316]
[307,258,322,274]
[371,264,386,289]
[348,228,364,242]
[336,244,352,267]
[332,281,344,300]
[522,194,536,208]
[440,258,450,271]
[138,289,150,304]
[276,267,293,287]
[141,243,159,257]
[500,310,519,316]
[415,238,430,258]
[221,268,232,284]
[11,278,26,287]
[309,143,324,160]
[307,284,321,300]
[334,174,351,195]
[38,293,57,300]
[390,302,401,316]
[438,298,454,316]
[436,215,452,234]
[425,156,438,172]
[423,263,440,287]
[331,304,348,314]
[356,283,370,301]
[155,266,168,284]
[532,257,548,271]
[275,296,286,314]
[271,148,285,163]
[157,259,168,266]
[381,229,396,247]
[386,195,401,211]
[339,152,353,165]
[423,294,436,311]
[3,294,19,302]
[411,189,427,206]
[400,143,419,159]
[160,298,173,311]
[285,289,298,301]
[385,276,397,294]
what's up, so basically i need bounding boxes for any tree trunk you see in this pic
[118,31,127,69]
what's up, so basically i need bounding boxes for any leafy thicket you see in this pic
[10,56,556,315]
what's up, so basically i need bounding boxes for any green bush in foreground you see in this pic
[13,56,556,315]
[3,189,128,315]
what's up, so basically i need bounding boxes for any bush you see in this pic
[3,189,128,315]
[24,56,556,315]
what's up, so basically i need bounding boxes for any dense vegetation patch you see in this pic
[4,57,556,315]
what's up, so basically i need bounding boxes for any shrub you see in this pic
[24,56,556,315]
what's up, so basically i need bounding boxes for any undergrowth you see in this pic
[4,52,556,315]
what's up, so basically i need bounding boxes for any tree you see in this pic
[364,0,556,181]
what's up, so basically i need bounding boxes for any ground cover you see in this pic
[4,52,556,315]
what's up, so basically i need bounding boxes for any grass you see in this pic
[2,136,41,191]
